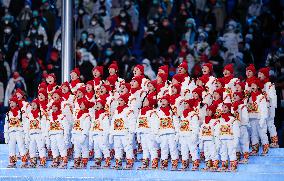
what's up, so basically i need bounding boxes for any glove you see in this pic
[109,135,114,145]
[79,135,87,144]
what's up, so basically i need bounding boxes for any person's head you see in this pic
[70,68,80,81]
[61,82,70,94]
[86,82,93,93]
[235,82,245,92]
[31,100,39,111]
[133,65,144,76]
[171,84,181,95]
[160,95,169,108]
[46,74,55,84]
[15,89,24,100]
[158,65,168,75]
[192,88,202,100]
[147,80,157,93]
[81,31,88,40]
[52,103,60,112]
[157,73,167,84]
[38,91,47,101]
[206,105,216,117]
[100,84,110,95]
[118,94,129,106]
[215,79,223,89]
[258,67,270,81]
[223,64,234,77]
[119,83,130,95]
[177,62,188,74]
[162,18,169,27]
[92,66,103,78]
[233,92,243,102]
[131,76,142,89]
[246,64,256,78]
[9,97,18,109]
[95,100,104,110]
[52,91,61,101]
[76,88,85,99]
[222,103,231,114]
[202,63,213,75]
[108,62,118,75]
[213,90,222,101]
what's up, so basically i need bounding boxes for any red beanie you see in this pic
[78,98,94,109]
[52,101,61,109]
[184,98,199,108]
[71,68,81,76]
[86,80,94,87]
[53,89,62,97]
[107,76,117,87]
[192,87,203,98]
[147,95,157,107]
[32,98,40,106]
[38,82,47,90]
[61,81,70,89]
[109,61,118,71]
[47,73,56,80]
[203,63,213,72]
[258,67,270,78]
[235,81,245,90]
[246,64,256,74]
[214,88,224,98]
[178,61,188,71]
[132,76,143,86]
[15,88,25,97]
[77,86,86,94]
[250,77,264,89]
[207,104,217,113]
[101,84,112,92]
[198,75,209,85]
[135,64,144,75]
[172,73,185,83]
[159,65,169,74]
[96,99,106,107]
[223,64,234,74]
[38,90,48,98]
[93,66,104,76]
[9,96,18,104]
[172,84,181,94]
[160,94,170,103]
[216,78,225,87]
[121,82,131,91]
[157,73,168,83]
[119,94,129,103]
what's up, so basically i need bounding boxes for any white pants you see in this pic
[220,139,236,161]
[267,107,277,137]
[93,134,110,159]
[50,134,67,157]
[203,140,218,161]
[140,133,158,160]
[29,133,46,158]
[250,119,269,145]
[179,136,199,161]
[8,131,26,157]
[160,134,178,160]
[113,135,133,159]
[237,126,250,153]
[73,134,89,158]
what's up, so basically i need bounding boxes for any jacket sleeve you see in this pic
[82,115,91,136]
[192,115,200,139]
[149,111,159,135]
[173,114,180,133]
[241,106,249,126]
[127,110,136,134]
[259,95,268,125]
[4,114,9,140]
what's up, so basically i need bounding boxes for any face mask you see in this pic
[198,28,203,33]
[91,21,97,26]
[4,20,9,24]
[24,40,31,46]
[115,40,123,46]
[19,41,24,48]
[105,50,113,56]
[31,29,37,34]
[33,11,39,17]
[187,24,192,28]
[33,21,38,27]
[120,13,126,18]
[81,34,87,40]
[205,27,211,32]
[79,9,84,15]
[4,28,11,34]
[118,27,124,33]
[228,25,234,31]
[87,37,93,42]
[27,53,32,59]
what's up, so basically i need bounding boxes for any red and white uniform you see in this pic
[178,110,200,161]
[4,109,27,157]
[90,111,110,159]
[71,111,91,159]
[110,108,136,160]
[215,115,240,162]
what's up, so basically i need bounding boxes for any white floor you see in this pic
[0,144,284,181]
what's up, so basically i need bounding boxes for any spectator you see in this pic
[0,50,10,87]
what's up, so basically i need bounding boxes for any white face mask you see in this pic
[27,53,32,59]
[31,29,37,34]
[4,28,11,34]
[87,37,93,42]
[91,21,97,26]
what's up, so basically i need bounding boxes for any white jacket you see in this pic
[262,82,277,110]
[199,118,219,142]
[46,114,69,136]
[231,103,249,127]
[170,95,184,118]
[4,110,28,134]
[71,112,91,136]
[128,89,146,114]
[136,109,156,134]
[178,111,199,139]
[223,78,239,103]
[215,116,240,141]
[90,112,110,136]
[110,108,136,136]
[26,112,47,135]
[247,93,268,123]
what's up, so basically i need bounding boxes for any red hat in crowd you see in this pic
[78,98,94,109]
[216,78,225,87]
[86,80,94,87]
[157,73,168,83]
[53,89,62,97]
[97,99,106,107]
[246,64,256,74]
[184,98,199,108]
[32,98,40,106]
[172,84,181,94]
[233,91,244,99]
[71,68,81,76]
[132,76,143,86]
[93,66,104,76]
[77,86,86,94]
[258,67,270,78]
[107,76,117,87]
[148,80,157,89]
[249,77,264,89]
[119,93,129,103]
[159,65,169,74]
[207,104,217,113]
[178,61,188,71]
[223,64,234,74]
[135,64,144,75]
[101,84,112,92]
[61,81,70,89]
[198,75,209,85]
[160,94,170,103]
[192,87,203,98]
[203,63,213,72]
[121,82,131,91]
[9,96,18,104]
[52,100,61,109]
[172,73,185,83]
[214,88,224,98]
[223,103,232,110]
[47,73,56,80]
[38,82,47,90]
[147,95,157,107]
[38,89,48,98]
[109,61,118,71]
[235,81,245,90]
[15,88,25,97]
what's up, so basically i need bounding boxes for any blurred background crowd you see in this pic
[0,0,283,143]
